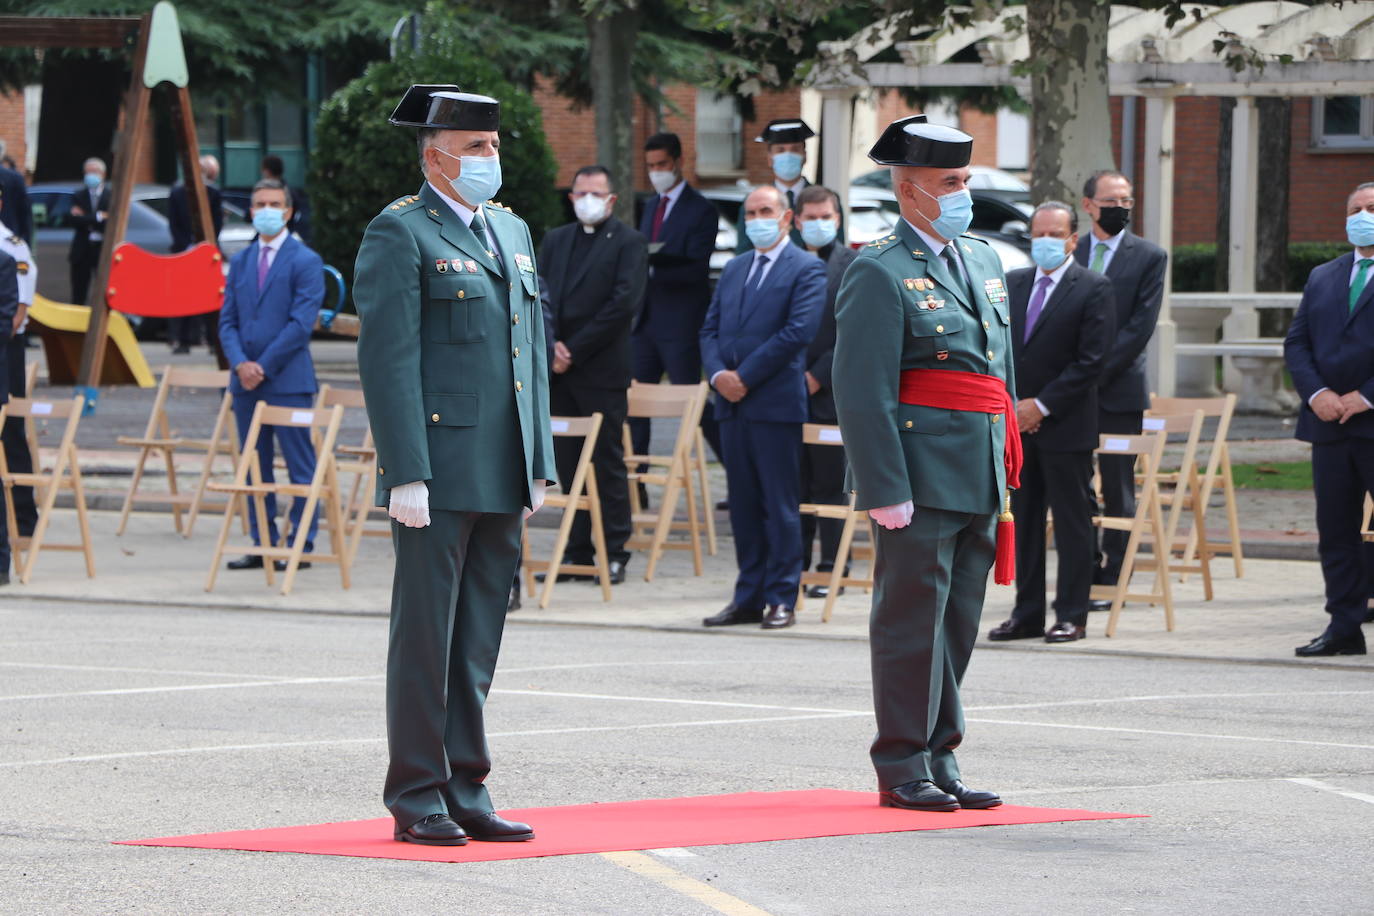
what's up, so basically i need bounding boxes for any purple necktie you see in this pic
[257,245,271,291]
[1023,275,1052,343]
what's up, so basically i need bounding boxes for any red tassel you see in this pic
[994,492,1015,586]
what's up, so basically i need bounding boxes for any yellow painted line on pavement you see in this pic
[601,850,774,916]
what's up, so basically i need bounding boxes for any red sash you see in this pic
[898,368,1021,585]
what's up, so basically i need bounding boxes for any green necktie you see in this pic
[1351,258,1373,312]
[1090,242,1108,273]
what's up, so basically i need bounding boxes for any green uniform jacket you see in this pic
[354,183,555,513]
[832,219,1015,516]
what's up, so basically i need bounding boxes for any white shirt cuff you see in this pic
[710,370,726,387]
[1309,387,1329,407]
[1034,398,1050,417]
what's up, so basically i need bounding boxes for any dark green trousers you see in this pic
[869,506,995,789]
[383,509,521,830]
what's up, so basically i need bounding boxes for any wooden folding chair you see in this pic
[22,360,40,460]
[115,365,239,537]
[1148,394,1242,577]
[520,412,612,608]
[1134,409,1215,600]
[692,427,718,556]
[314,385,383,567]
[795,424,873,623]
[204,402,349,595]
[622,381,709,581]
[1090,430,1173,637]
[0,395,96,584]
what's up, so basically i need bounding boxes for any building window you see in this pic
[696,90,742,174]
[1313,96,1374,149]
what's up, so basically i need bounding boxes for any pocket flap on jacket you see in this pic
[423,393,478,427]
[430,277,486,300]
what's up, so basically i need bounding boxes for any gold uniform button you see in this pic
[431,413,440,422]
[513,314,520,325]
[458,290,465,299]
[513,347,520,358]
[935,324,944,333]
[904,420,913,429]
[992,414,1001,424]
[515,380,524,392]
[983,320,990,330]
[378,467,385,476]
[987,350,995,360]
[508,281,514,291]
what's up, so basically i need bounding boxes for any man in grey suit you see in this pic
[1074,170,1167,603]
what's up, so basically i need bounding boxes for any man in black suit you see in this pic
[794,184,856,597]
[167,154,225,353]
[631,132,722,461]
[68,157,111,305]
[989,201,1115,644]
[1075,170,1167,606]
[1284,181,1374,657]
[262,155,311,244]
[0,143,31,243]
[538,165,648,584]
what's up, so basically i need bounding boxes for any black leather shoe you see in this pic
[535,572,595,583]
[226,555,263,570]
[761,605,795,629]
[0,571,9,586]
[636,483,650,511]
[508,585,521,612]
[1045,621,1087,643]
[702,603,763,627]
[394,813,468,846]
[715,499,729,511]
[608,560,627,585]
[806,583,846,599]
[938,779,1002,809]
[457,811,535,842]
[879,779,959,811]
[987,618,1043,641]
[1088,599,1114,612]
[1295,632,1367,657]
[273,559,311,572]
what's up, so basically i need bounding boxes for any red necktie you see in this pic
[651,195,669,241]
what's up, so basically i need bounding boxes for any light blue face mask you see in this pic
[83,172,102,190]
[252,207,286,237]
[745,218,782,250]
[437,148,503,207]
[910,182,973,240]
[1030,236,1069,272]
[800,218,838,249]
[771,151,804,182]
[1348,210,1374,248]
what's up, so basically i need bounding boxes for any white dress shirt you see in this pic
[1086,228,1124,273]
[257,224,289,270]
[427,181,500,261]
[907,220,972,292]
[709,238,791,387]
[1025,253,1075,416]
[655,177,687,224]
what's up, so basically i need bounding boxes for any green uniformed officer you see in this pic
[832,116,1016,813]
[354,84,555,846]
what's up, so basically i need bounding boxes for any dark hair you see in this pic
[572,164,614,192]
[251,177,293,209]
[1083,169,1129,200]
[261,155,286,179]
[795,184,839,213]
[1031,200,1078,235]
[644,132,682,160]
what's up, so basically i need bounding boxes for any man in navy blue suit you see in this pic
[219,178,325,570]
[1284,180,1374,657]
[700,185,825,629]
[631,132,722,461]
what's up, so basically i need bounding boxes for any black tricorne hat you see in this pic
[754,119,816,144]
[389,84,501,131]
[868,116,972,168]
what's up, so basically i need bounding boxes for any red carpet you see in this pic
[118,789,1143,863]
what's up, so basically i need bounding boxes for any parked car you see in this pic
[849,184,1033,272]
[26,182,255,305]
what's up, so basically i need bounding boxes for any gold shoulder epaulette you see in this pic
[387,195,422,212]
[6,233,18,245]
[866,234,899,251]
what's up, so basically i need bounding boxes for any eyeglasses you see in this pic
[1093,197,1135,208]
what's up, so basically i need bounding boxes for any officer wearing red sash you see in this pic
[832,116,1017,812]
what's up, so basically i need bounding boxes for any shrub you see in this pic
[1169,242,1352,293]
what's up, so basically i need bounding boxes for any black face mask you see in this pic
[1096,205,1131,236]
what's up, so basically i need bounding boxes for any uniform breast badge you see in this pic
[465,260,479,273]
[435,258,448,273]
[983,278,1008,304]
[514,252,534,274]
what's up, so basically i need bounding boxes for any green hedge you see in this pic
[309,49,560,310]
[1171,242,1351,292]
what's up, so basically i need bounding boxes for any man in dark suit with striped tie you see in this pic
[1284,181,1374,657]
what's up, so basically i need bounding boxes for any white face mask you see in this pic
[648,169,678,194]
[573,194,609,225]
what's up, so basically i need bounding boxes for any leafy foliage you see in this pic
[309,46,560,309]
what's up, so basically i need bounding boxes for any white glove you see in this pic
[523,480,547,521]
[388,481,431,528]
[869,500,914,530]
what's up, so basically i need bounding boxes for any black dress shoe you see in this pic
[636,483,650,511]
[1088,599,1114,612]
[457,811,535,842]
[1045,621,1087,643]
[0,571,9,586]
[394,813,468,846]
[535,571,595,583]
[702,603,763,627]
[805,583,846,599]
[1295,632,1367,657]
[508,585,522,612]
[987,618,1043,641]
[171,343,191,355]
[715,499,729,511]
[938,779,1002,809]
[608,560,627,585]
[761,604,795,629]
[879,779,959,812]
[273,559,311,572]
[226,555,264,570]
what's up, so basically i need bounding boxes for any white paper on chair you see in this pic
[291,411,314,424]
[1141,418,1166,431]
[817,428,843,443]
[31,402,52,415]
[1103,437,1131,452]
[550,420,570,433]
